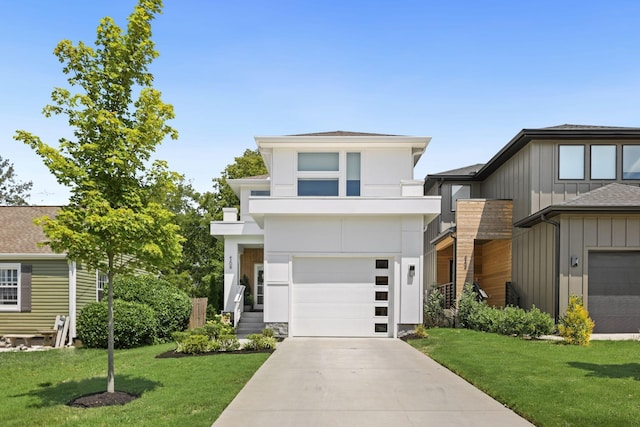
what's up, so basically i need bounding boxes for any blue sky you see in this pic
[2,1,640,204]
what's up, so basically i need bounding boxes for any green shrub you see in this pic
[243,333,277,351]
[526,306,556,338]
[262,328,275,338]
[424,287,445,327]
[217,334,240,351]
[414,324,429,338]
[77,300,156,349]
[558,295,595,346]
[457,284,485,328]
[454,284,555,338]
[201,315,235,339]
[110,275,192,341]
[179,334,210,354]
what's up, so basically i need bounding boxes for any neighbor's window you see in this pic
[558,145,585,179]
[623,145,640,179]
[298,152,339,171]
[97,271,108,301]
[451,184,471,211]
[346,152,361,196]
[0,264,20,308]
[250,190,270,196]
[591,145,616,180]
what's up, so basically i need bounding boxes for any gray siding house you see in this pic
[0,206,98,340]
[425,125,640,333]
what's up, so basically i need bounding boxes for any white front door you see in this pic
[254,264,264,310]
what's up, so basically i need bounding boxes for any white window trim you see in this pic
[0,263,21,312]
[96,270,108,301]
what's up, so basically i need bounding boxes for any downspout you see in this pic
[540,214,560,322]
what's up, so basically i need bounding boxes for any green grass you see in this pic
[410,328,640,427]
[0,343,270,427]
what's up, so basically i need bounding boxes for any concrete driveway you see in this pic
[212,338,533,427]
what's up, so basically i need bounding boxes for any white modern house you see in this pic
[211,131,441,337]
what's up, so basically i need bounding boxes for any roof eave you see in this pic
[515,205,640,228]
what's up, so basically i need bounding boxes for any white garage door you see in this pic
[292,257,390,337]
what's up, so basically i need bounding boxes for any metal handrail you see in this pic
[233,285,246,327]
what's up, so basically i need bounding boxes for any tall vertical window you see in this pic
[0,264,19,307]
[97,271,108,301]
[346,152,361,196]
[558,145,585,179]
[451,184,470,211]
[623,145,640,179]
[591,145,616,179]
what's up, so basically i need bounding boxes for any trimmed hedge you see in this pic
[77,300,156,349]
[457,284,555,338]
[110,275,192,341]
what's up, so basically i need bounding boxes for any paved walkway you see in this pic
[212,338,533,427]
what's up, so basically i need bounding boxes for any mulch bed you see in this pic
[156,348,275,359]
[68,391,139,408]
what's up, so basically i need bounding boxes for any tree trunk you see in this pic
[107,256,115,393]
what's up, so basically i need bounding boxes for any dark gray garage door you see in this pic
[589,251,640,333]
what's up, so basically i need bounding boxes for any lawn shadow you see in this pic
[568,361,640,381]
[14,374,162,408]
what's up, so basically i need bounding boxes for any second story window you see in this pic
[297,152,339,196]
[591,145,616,179]
[451,184,470,211]
[558,145,585,180]
[346,153,361,196]
[623,145,640,179]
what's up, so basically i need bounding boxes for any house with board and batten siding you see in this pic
[0,206,99,342]
[425,124,640,333]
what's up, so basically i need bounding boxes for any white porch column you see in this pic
[223,240,239,313]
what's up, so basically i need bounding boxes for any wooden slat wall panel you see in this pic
[0,259,69,335]
[479,240,511,307]
[455,199,513,298]
[240,248,264,296]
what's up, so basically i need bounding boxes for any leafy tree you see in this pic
[163,149,266,313]
[14,0,181,394]
[0,155,32,205]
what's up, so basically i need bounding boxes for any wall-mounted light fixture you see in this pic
[408,265,415,278]
[228,256,233,269]
[570,256,579,268]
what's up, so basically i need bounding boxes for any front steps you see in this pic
[237,311,265,338]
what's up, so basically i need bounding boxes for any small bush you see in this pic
[110,275,192,342]
[424,287,445,327]
[262,328,275,338]
[526,306,556,338]
[243,333,277,351]
[217,334,240,351]
[558,295,595,346]
[457,284,485,328]
[201,315,235,339]
[179,334,210,354]
[77,300,156,349]
[414,324,429,338]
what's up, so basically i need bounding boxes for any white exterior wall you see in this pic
[262,214,425,334]
[361,149,412,197]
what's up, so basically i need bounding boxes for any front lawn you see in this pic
[410,328,640,427]
[1,343,269,426]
